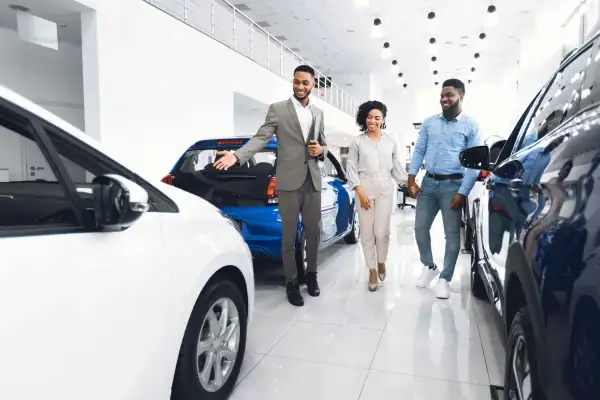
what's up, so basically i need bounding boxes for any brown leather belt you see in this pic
[426,172,463,181]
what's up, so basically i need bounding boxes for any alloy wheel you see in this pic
[196,297,241,392]
[354,210,360,239]
[508,335,533,400]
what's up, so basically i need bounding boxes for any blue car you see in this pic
[162,137,360,281]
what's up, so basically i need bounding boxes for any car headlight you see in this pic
[218,210,241,233]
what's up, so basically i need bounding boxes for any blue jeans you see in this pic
[415,176,462,281]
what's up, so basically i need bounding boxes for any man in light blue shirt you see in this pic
[408,78,482,299]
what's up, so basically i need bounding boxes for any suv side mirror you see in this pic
[459,146,491,170]
[92,174,149,230]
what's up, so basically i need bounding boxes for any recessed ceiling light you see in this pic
[474,53,480,58]
[434,82,439,85]
[431,56,437,62]
[8,4,30,12]
[433,70,438,75]
[391,60,399,74]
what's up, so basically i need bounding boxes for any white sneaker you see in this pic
[435,279,451,299]
[415,266,440,288]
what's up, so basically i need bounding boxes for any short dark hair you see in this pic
[442,78,466,94]
[294,65,315,77]
[356,101,387,132]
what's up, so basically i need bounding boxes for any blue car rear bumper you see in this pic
[220,206,286,261]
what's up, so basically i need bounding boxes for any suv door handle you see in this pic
[509,179,524,190]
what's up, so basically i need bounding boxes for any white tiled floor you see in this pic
[232,205,506,399]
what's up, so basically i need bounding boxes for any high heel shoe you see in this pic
[368,270,378,292]
[378,264,387,282]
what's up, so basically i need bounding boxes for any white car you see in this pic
[0,86,254,400]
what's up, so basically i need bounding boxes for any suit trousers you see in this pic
[277,172,321,282]
[357,173,394,269]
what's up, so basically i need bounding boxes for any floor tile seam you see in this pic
[367,313,389,371]
[263,318,300,355]
[367,366,492,387]
[378,328,498,347]
[262,353,372,372]
[296,318,386,332]
[476,323,496,384]
[234,353,265,389]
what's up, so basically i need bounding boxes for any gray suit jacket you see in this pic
[234,98,328,192]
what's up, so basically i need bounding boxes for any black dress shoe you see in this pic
[306,272,320,297]
[286,280,304,307]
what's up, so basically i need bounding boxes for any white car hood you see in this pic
[151,181,220,216]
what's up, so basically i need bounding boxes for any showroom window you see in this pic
[0,106,78,228]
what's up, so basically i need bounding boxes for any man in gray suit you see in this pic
[214,65,327,307]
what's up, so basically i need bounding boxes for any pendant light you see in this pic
[485,5,498,27]
[371,18,384,38]
[381,42,391,59]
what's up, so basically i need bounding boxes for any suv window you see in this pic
[42,123,178,214]
[0,105,79,229]
[515,44,593,153]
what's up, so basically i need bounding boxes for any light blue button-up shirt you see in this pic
[409,113,482,196]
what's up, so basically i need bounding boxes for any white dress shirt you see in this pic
[291,96,314,142]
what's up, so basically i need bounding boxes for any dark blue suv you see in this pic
[460,33,600,399]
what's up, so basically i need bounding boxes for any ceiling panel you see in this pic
[232,0,543,90]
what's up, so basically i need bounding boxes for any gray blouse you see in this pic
[346,133,408,190]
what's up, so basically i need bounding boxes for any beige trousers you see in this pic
[356,173,395,269]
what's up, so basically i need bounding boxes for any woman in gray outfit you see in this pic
[346,101,408,291]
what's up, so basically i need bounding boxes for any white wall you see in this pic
[0,27,84,130]
[76,0,355,180]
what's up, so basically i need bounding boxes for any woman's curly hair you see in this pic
[356,100,388,132]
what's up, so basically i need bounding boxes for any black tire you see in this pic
[344,209,360,244]
[171,280,247,400]
[470,226,488,301]
[295,230,307,285]
[568,303,600,398]
[504,308,542,400]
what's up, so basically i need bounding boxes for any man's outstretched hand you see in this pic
[450,193,466,210]
[213,151,238,170]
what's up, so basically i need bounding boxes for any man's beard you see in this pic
[294,90,311,101]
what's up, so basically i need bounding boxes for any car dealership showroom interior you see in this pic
[2,0,600,399]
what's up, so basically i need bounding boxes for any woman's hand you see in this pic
[355,186,371,210]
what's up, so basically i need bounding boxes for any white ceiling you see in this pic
[231,0,542,89]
